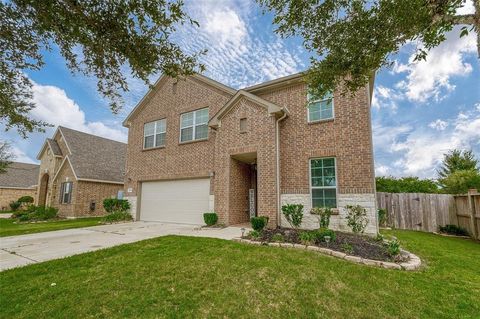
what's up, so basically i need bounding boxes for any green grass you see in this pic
[0,230,479,318]
[0,217,103,237]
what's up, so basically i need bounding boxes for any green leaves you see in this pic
[1,0,204,137]
[258,0,477,98]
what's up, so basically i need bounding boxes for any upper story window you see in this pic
[180,108,209,142]
[310,158,337,208]
[60,182,73,204]
[307,91,334,122]
[144,119,166,149]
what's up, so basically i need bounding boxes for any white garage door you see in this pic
[140,178,210,224]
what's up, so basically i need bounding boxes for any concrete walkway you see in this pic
[0,222,247,271]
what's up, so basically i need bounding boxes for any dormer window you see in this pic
[180,108,209,142]
[307,91,334,122]
[144,119,166,149]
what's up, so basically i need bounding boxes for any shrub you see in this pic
[281,204,304,229]
[29,206,58,220]
[103,198,130,213]
[17,196,34,204]
[439,224,469,236]
[9,201,21,211]
[314,228,336,243]
[203,212,218,226]
[310,207,332,228]
[386,239,401,256]
[378,209,387,227]
[345,205,369,233]
[103,210,133,223]
[12,206,58,221]
[299,231,316,245]
[248,230,261,239]
[251,216,269,231]
[272,233,284,242]
[341,243,353,254]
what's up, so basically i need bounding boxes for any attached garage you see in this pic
[139,178,210,224]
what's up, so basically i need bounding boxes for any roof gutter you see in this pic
[275,107,289,227]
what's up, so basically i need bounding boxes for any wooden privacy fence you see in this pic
[377,189,479,239]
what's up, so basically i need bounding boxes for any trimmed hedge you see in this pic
[250,216,269,231]
[203,212,218,226]
[17,196,34,204]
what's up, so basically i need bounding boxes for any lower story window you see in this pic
[60,182,73,204]
[310,158,337,208]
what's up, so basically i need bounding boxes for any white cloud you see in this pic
[10,146,37,164]
[456,0,475,14]
[393,27,477,102]
[375,108,480,177]
[29,81,127,143]
[375,165,390,176]
[172,0,305,90]
[428,119,448,131]
[371,85,402,112]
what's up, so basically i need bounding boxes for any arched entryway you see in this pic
[38,173,49,206]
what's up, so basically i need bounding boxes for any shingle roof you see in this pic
[47,138,62,156]
[0,162,39,189]
[59,127,126,183]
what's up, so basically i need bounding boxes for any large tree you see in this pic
[1,0,204,137]
[258,0,479,97]
[437,149,479,178]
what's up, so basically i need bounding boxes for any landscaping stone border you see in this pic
[232,238,422,271]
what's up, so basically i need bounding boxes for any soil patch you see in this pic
[247,228,404,262]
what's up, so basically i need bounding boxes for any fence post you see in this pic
[467,189,479,240]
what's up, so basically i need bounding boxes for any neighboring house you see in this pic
[123,73,378,234]
[36,126,126,217]
[0,162,39,210]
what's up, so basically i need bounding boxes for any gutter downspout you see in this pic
[276,107,289,227]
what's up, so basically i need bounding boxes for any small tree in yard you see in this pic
[345,205,369,234]
[281,204,304,229]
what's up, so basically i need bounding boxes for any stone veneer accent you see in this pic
[281,193,378,235]
[125,196,137,220]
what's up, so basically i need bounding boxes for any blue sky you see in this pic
[2,0,479,179]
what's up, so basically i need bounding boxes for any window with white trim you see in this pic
[60,182,73,204]
[310,158,337,208]
[307,91,334,122]
[180,108,209,142]
[144,119,166,149]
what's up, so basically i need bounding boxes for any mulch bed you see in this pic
[247,228,400,262]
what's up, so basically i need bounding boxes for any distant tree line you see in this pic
[377,150,480,195]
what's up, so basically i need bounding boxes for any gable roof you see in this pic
[123,73,236,127]
[209,90,286,129]
[243,72,305,93]
[55,127,126,184]
[0,162,39,189]
[36,136,64,160]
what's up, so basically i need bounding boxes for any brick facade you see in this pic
[37,128,125,217]
[0,188,36,211]
[124,74,378,234]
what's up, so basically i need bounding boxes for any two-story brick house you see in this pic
[123,73,378,234]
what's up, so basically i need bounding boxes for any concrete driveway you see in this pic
[0,221,247,271]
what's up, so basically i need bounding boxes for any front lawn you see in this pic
[0,217,103,237]
[0,230,479,318]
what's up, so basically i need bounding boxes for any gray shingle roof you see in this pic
[59,127,126,183]
[47,138,62,156]
[0,162,39,188]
